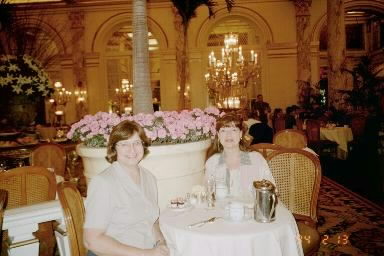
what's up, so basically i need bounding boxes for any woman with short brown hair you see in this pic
[84,120,169,256]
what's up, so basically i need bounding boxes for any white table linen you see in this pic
[160,204,303,256]
[320,127,353,159]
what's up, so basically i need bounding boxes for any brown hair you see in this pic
[106,120,150,163]
[206,113,247,159]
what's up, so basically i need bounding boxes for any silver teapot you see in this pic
[253,179,277,223]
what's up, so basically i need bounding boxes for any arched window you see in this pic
[105,25,160,113]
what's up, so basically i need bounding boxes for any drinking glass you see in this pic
[207,175,216,208]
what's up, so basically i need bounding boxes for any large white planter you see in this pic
[76,139,211,210]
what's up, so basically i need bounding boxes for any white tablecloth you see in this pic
[160,204,303,256]
[320,127,353,159]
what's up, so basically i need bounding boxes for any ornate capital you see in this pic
[292,0,312,16]
[69,10,85,29]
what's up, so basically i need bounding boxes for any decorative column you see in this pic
[293,0,312,107]
[69,10,88,119]
[327,0,347,106]
[173,6,191,110]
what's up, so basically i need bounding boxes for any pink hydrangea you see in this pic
[67,108,221,147]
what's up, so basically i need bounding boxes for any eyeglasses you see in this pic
[116,140,144,148]
[219,127,240,133]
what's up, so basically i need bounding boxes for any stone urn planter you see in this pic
[76,139,211,209]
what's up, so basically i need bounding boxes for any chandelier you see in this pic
[205,33,260,109]
[113,78,134,114]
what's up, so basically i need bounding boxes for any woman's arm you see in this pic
[84,228,168,256]
[153,220,166,246]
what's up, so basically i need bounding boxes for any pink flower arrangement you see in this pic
[67,107,221,147]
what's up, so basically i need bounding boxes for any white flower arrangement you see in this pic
[0,55,53,97]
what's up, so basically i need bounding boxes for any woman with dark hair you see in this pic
[205,114,275,199]
[84,120,169,256]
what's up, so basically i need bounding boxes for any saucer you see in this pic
[167,203,193,212]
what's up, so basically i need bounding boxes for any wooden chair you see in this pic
[57,182,87,256]
[0,166,57,256]
[266,149,321,255]
[30,143,67,178]
[305,119,338,157]
[273,129,307,149]
[249,143,283,159]
[0,189,7,255]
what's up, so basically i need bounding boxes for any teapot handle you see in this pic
[269,193,277,220]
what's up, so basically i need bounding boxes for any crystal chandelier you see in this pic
[113,78,134,114]
[205,33,260,109]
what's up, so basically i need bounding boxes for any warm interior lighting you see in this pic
[205,33,260,109]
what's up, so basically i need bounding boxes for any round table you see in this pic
[320,127,353,159]
[160,203,303,256]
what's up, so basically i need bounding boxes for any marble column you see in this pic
[327,0,347,105]
[69,10,88,119]
[293,0,312,106]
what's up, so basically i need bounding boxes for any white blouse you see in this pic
[84,161,159,249]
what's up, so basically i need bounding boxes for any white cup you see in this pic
[227,202,245,221]
[215,183,228,199]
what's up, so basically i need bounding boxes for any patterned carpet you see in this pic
[317,177,384,256]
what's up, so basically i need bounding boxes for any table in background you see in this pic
[160,204,303,256]
[320,127,353,160]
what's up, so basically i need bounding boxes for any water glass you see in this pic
[207,175,216,207]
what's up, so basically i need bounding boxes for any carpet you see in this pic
[317,177,384,256]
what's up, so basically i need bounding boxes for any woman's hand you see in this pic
[146,244,169,256]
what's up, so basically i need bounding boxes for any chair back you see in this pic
[57,182,87,256]
[266,149,321,225]
[0,166,56,208]
[0,189,7,254]
[274,116,286,133]
[305,120,321,142]
[249,143,283,159]
[273,129,307,149]
[30,143,67,177]
[350,115,366,138]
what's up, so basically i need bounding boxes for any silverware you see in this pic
[188,217,220,228]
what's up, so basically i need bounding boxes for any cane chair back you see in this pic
[273,129,307,149]
[249,143,283,159]
[0,166,56,208]
[57,182,87,256]
[30,143,67,178]
[266,148,321,224]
